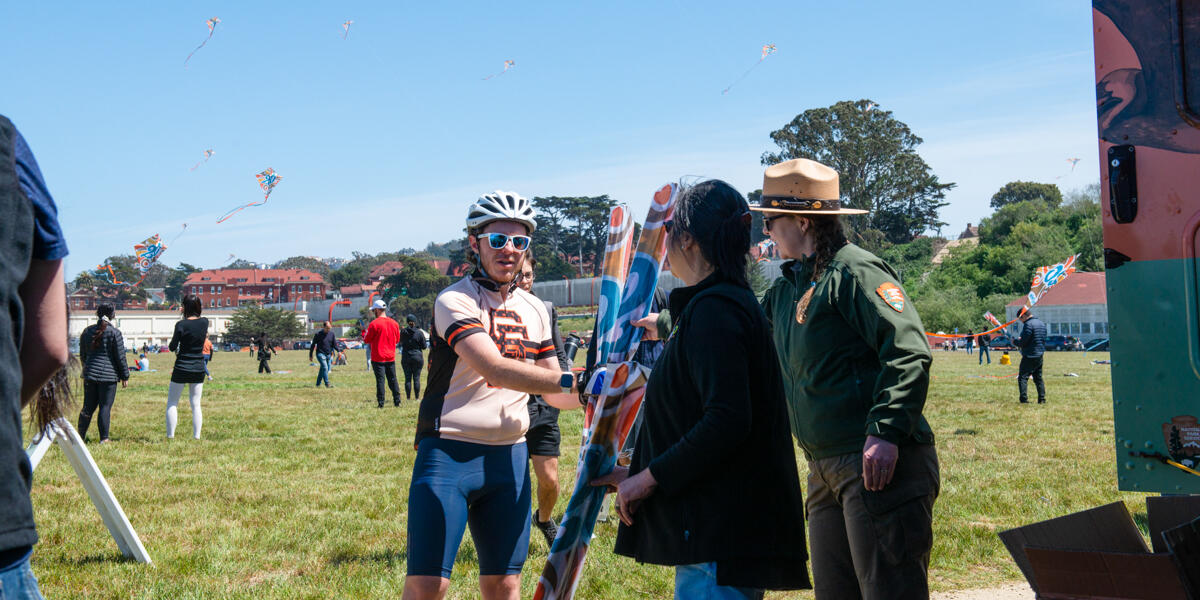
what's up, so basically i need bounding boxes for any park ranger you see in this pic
[755,158,940,600]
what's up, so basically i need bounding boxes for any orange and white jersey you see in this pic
[415,275,556,446]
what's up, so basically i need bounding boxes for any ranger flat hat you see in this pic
[751,158,867,215]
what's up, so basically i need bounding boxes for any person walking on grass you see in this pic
[167,295,208,439]
[1016,309,1047,404]
[399,314,427,401]
[78,304,130,443]
[756,159,939,600]
[202,337,214,381]
[256,332,274,374]
[594,180,810,599]
[978,331,991,365]
[310,321,338,388]
[516,254,570,548]
[363,300,402,407]
[965,329,974,355]
[403,191,582,600]
[1,115,70,600]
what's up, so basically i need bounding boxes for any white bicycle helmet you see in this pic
[466,191,537,234]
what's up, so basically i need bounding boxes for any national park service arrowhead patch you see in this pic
[876,282,905,312]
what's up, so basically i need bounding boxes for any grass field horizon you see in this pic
[24,347,1144,599]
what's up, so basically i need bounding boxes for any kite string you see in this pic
[925,318,1019,339]
[721,59,764,95]
[184,31,213,67]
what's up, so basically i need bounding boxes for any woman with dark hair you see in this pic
[755,159,939,599]
[166,295,208,439]
[595,179,809,598]
[77,304,129,443]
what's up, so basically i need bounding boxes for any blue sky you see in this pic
[2,1,1100,279]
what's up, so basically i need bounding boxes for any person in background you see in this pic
[77,304,130,443]
[310,321,337,388]
[516,254,570,547]
[596,180,809,598]
[256,332,274,374]
[400,314,427,401]
[977,330,991,365]
[136,353,150,372]
[964,329,974,356]
[202,337,214,381]
[334,340,348,366]
[1016,310,1047,404]
[167,295,209,439]
[756,159,939,599]
[1,115,70,599]
[363,300,402,407]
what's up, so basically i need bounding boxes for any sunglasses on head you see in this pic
[476,232,531,252]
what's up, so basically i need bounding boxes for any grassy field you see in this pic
[23,347,1144,599]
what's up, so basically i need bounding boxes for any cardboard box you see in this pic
[998,498,1200,599]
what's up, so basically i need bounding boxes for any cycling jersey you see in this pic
[416,274,557,446]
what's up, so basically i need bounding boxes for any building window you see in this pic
[1069,322,1081,334]
[1095,322,1108,334]
[1080,323,1091,334]
[209,299,215,308]
[1050,323,1059,334]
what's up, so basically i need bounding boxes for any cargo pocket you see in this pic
[861,474,935,567]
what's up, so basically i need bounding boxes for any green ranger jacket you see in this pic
[761,243,934,460]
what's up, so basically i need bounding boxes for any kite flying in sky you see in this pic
[184,17,220,67]
[342,20,354,39]
[483,60,515,80]
[218,168,283,223]
[1021,254,1078,314]
[189,149,214,171]
[722,44,776,95]
[1056,157,1083,179]
[93,228,182,287]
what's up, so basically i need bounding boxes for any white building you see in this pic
[69,310,306,350]
[1005,271,1108,343]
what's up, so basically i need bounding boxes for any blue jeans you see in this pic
[315,352,332,387]
[674,562,763,600]
[979,344,990,364]
[0,548,46,600]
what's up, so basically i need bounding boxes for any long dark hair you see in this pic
[92,304,115,349]
[182,294,202,318]
[671,180,752,288]
[795,215,848,324]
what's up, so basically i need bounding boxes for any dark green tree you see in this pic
[274,256,331,278]
[989,181,1063,210]
[227,259,257,269]
[224,306,304,346]
[165,263,202,302]
[563,195,618,276]
[379,255,451,325]
[761,99,954,243]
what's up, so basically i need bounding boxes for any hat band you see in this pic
[761,196,843,211]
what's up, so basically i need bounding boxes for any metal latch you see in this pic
[1108,145,1138,224]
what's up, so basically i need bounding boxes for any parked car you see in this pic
[223,342,240,352]
[989,335,1017,350]
[293,341,312,350]
[1045,335,1073,351]
[1085,338,1109,352]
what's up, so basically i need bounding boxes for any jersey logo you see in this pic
[876,282,905,312]
[489,309,530,359]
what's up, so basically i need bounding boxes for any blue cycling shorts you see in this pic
[406,437,532,578]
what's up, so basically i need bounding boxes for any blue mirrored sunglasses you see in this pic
[477,232,531,252]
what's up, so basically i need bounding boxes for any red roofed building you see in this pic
[183,268,328,309]
[1005,271,1108,342]
[368,261,406,282]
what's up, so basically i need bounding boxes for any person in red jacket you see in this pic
[363,299,402,407]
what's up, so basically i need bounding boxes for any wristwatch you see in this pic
[559,372,575,394]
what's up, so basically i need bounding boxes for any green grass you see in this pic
[24,348,1142,598]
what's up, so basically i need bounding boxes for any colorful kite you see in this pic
[184,17,220,67]
[983,311,1003,328]
[1021,254,1078,314]
[189,149,214,171]
[755,238,777,262]
[218,168,283,223]
[722,44,776,95]
[1056,157,1083,179]
[342,20,354,39]
[483,60,515,80]
[93,228,180,287]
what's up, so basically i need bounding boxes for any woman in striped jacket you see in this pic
[78,304,129,443]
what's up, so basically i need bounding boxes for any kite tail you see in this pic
[721,59,764,95]
[184,34,213,67]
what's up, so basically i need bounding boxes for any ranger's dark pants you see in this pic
[372,360,401,406]
[806,444,939,600]
[1017,356,1045,403]
[258,359,271,373]
[401,359,422,399]
[79,380,118,441]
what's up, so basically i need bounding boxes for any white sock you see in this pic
[189,383,204,439]
[166,381,183,438]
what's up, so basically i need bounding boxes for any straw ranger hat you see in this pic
[750,158,867,215]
